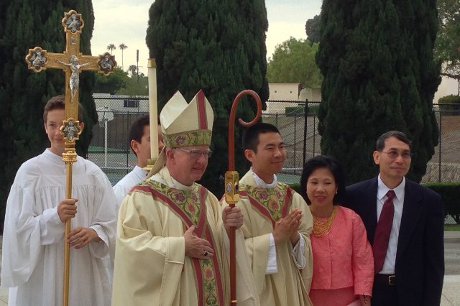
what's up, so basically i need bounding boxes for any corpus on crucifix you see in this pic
[24,9,117,306]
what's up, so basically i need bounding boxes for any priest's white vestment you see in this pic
[1,149,117,306]
[236,170,314,306]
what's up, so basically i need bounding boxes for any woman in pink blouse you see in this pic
[300,156,374,306]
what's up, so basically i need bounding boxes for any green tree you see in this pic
[317,0,440,184]
[0,0,97,230]
[94,67,128,94]
[118,73,149,96]
[435,0,460,87]
[267,37,322,89]
[146,0,269,196]
[128,64,138,77]
[305,15,321,44]
[94,67,149,96]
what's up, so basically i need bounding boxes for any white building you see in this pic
[93,93,149,115]
[266,83,321,114]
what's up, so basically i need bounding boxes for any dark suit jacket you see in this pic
[344,178,444,306]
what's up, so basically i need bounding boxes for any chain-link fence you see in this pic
[88,95,460,186]
[88,94,149,184]
[422,104,460,184]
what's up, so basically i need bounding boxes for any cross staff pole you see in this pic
[225,90,262,306]
[25,10,116,306]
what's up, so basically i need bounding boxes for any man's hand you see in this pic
[57,199,78,223]
[222,206,244,232]
[273,209,302,246]
[184,225,214,259]
[68,227,100,249]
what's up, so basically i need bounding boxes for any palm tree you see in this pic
[128,65,137,77]
[119,43,128,70]
[107,44,116,54]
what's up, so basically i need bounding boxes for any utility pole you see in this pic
[136,49,139,82]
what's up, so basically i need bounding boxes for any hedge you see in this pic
[438,95,460,115]
[424,182,460,224]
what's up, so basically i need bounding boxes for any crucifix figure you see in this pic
[58,55,90,98]
[24,9,116,306]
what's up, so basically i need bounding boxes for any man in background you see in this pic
[113,115,163,206]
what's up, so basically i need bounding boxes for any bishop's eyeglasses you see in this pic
[176,148,213,159]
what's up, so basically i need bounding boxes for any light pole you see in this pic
[97,105,114,167]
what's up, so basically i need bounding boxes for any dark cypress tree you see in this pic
[317,0,440,184]
[0,0,13,231]
[305,15,321,44]
[146,0,269,196]
[0,0,97,230]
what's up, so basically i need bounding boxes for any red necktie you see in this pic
[373,190,395,273]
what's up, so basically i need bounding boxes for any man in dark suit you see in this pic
[344,130,444,306]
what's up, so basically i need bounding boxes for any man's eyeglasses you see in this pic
[176,148,213,159]
[381,150,413,160]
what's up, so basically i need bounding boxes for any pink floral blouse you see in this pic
[310,206,374,296]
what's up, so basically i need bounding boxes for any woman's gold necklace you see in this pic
[312,206,337,237]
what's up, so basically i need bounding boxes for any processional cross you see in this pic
[25,10,116,306]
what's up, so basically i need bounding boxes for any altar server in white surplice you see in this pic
[1,95,117,306]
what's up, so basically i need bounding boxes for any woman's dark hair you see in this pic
[299,155,346,205]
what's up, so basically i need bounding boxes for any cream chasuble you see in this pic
[1,149,117,306]
[112,167,258,306]
[236,170,314,306]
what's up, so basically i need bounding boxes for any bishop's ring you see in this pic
[203,251,208,257]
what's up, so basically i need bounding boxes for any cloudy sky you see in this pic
[91,0,322,74]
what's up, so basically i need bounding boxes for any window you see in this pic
[124,99,139,108]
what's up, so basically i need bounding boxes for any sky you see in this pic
[91,0,322,74]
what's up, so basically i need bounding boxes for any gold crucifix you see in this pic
[24,9,116,306]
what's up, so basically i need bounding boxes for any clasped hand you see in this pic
[68,227,100,249]
[184,225,214,260]
[273,208,303,245]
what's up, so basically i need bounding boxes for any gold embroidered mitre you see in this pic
[149,90,214,176]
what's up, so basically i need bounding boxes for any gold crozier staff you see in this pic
[225,90,263,305]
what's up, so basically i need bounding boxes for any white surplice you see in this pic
[112,165,148,207]
[1,149,117,306]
